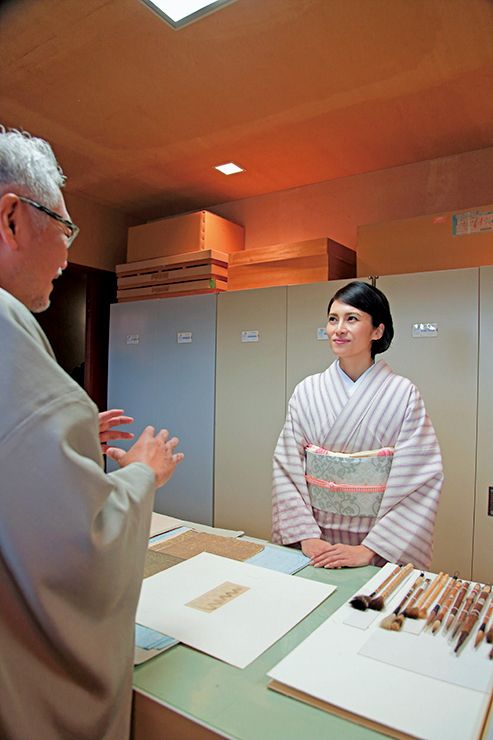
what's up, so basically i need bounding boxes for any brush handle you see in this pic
[379,563,414,601]
[435,578,462,625]
[395,573,424,614]
[372,564,403,596]
[420,572,447,611]
[445,581,469,631]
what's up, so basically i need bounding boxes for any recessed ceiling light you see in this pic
[214,162,244,175]
[141,1,235,29]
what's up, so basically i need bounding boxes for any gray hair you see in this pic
[0,126,66,209]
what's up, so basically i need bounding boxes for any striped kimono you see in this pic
[272,360,443,568]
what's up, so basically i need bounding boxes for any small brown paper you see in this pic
[186,581,250,613]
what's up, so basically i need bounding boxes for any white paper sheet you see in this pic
[136,552,335,668]
[149,512,184,538]
[268,564,493,740]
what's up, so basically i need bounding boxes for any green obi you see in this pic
[304,445,394,517]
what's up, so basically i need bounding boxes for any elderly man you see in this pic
[0,127,184,740]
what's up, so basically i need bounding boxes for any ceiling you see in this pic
[2,0,493,221]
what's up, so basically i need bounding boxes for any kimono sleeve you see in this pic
[272,387,321,544]
[362,384,444,569]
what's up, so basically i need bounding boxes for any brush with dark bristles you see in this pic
[402,578,429,618]
[426,575,458,629]
[431,577,461,634]
[380,573,424,630]
[350,564,403,611]
[404,572,447,619]
[368,563,414,611]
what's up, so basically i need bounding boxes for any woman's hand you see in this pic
[301,538,335,560]
[303,540,375,568]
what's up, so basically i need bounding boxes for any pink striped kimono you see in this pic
[272,360,443,569]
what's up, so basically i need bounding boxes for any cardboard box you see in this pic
[127,210,244,262]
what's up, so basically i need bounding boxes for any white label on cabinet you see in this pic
[316,327,328,341]
[177,331,192,344]
[241,330,260,343]
[126,334,140,345]
[412,322,438,337]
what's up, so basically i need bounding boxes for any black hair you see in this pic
[327,281,394,358]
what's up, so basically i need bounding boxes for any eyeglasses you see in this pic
[17,195,80,247]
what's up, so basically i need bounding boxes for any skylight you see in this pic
[214,162,245,175]
[141,1,235,28]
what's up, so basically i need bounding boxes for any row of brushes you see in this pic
[377,570,493,657]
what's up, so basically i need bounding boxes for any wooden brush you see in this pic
[403,578,429,617]
[445,580,469,633]
[350,564,402,611]
[431,578,462,634]
[455,585,491,654]
[380,573,424,630]
[368,563,414,611]
[474,593,493,648]
[426,575,457,629]
[405,572,447,619]
[452,582,481,638]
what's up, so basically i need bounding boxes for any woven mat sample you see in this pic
[144,549,184,578]
[149,529,264,561]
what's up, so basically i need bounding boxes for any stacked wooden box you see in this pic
[116,249,229,302]
[117,210,244,302]
[227,238,355,291]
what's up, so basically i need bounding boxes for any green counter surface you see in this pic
[133,563,388,739]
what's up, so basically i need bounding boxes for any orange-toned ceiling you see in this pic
[1,0,493,220]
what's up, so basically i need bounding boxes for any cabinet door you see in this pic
[378,269,478,577]
[286,280,349,400]
[108,295,216,524]
[215,287,287,539]
[474,266,493,582]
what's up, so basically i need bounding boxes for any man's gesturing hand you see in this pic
[106,426,184,488]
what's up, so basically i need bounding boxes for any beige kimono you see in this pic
[0,289,156,740]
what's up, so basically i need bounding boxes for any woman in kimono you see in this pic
[272,281,443,570]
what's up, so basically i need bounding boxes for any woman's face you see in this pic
[326,299,384,363]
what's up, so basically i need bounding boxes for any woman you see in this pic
[272,281,443,570]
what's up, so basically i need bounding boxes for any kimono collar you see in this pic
[336,360,375,395]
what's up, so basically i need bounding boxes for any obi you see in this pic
[304,445,394,517]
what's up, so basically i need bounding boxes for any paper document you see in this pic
[136,552,336,669]
[133,624,178,665]
[149,512,184,538]
[246,545,310,574]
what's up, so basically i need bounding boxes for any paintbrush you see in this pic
[368,562,414,611]
[455,584,491,654]
[426,575,457,628]
[350,564,402,611]
[487,624,493,644]
[405,572,447,619]
[452,582,481,638]
[445,580,469,633]
[475,593,493,648]
[431,578,462,634]
[403,578,429,617]
[380,572,424,630]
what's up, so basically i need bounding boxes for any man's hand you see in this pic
[106,426,184,488]
[304,540,375,569]
[98,409,135,452]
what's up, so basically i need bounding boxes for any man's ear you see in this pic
[0,193,21,252]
